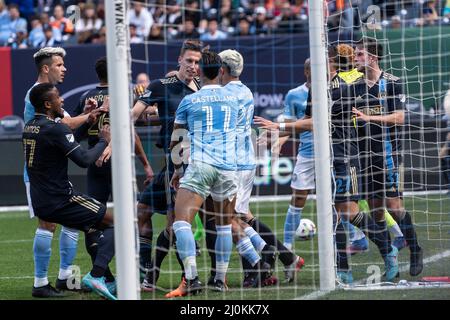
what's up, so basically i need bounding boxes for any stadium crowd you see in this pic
[0,0,449,48]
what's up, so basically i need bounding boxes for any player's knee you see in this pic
[38,219,57,233]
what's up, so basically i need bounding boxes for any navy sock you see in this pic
[205,218,217,276]
[335,221,349,271]
[92,227,115,277]
[399,211,421,253]
[351,212,391,257]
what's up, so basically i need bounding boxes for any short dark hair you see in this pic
[200,51,222,80]
[180,39,204,56]
[355,36,383,60]
[29,83,56,113]
[95,56,108,82]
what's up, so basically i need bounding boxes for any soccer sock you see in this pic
[250,218,296,266]
[358,200,371,213]
[173,221,197,280]
[398,211,421,253]
[236,236,260,267]
[335,221,349,272]
[244,226,267,252]
[385,209,404,238]
[91,227,115,278]
[215,224,232,283]
[173,233,186,279]
[205,218,217,276]
[351,212,392,257]
[33,228,53,287]
[283,205,302,249]
[58,227,79,280]
[154,229,171,271]
[193,213,205,241]
[139,235,153,271]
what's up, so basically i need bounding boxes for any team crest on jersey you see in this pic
[398,94,406,103]
[66,134,75,143]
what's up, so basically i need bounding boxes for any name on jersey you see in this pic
[23,125,40,134]
[359,105,384,116]
[190,95,237,104]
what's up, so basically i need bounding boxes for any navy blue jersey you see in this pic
[138,75,200,151]
[354,72,405,164]
[306,75,360,161]
[23,115,81,216]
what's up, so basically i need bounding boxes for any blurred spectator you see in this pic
[50,4,75,42]
[219,0,233,30]
[128,1,154,40]
[7,0,33,20]
[254,6,269,35]
[0,4,27,46]
[28,15,45,47]
[90,25,106,44]
[444,0,450,17]
[148,24,164,42]
[276,3,302,34]
[200,17,227,40]
[390,15,402,29]
[41,24,62,47]
[130,23,143,43]
[8,26,27,48]
[423,0,439,25]
[40,12,62,42]
[175,18,200,39]
[235,16,254,36]
[184,0,201,26]
[75,3,103,33]
[0,1,6,19]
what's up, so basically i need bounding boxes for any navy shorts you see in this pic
[87,162,112,205]
[37,192,107,232]
[333,158,361,203]
[138,164,175,214]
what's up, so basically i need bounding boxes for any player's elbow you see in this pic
[395,112,405,124]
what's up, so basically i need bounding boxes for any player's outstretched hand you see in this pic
[83,98,98,114]
[143,164,155,186]
[253,116,279,130]
[170,172,181,190]
[101,96,110,113]
[352,107,369,122]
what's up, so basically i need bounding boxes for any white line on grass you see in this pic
[295,249,450,300]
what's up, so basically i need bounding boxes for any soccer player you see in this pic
[24,83,117,300]
[254,45,399,284]
[132,39,203,295]
[24,47,103,298]
[169,50,240,294]
[73,56,154,294]
[219,49,304,286]
[352,37,423,276]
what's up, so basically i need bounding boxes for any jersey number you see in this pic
[23,139,36,167]
[202,106,231,132]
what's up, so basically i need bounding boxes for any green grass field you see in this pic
[0,195,449,300]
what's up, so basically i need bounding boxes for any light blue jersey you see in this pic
[283,83,313,158]
[23,83,39,183]
[225,81,256,170]
[175,84,240,171]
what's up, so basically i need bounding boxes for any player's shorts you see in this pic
[385,154,404,198]
[333,158,361,203]
[138,163,175,215]
[235,168,255,215]
[36,192,107,232]
[87,162,112,205]
[180,162,237,202]
[291,155,315,191]
[25,181,35,219]
[360,159,387,200]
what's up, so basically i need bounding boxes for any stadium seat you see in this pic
[0,115,25,140]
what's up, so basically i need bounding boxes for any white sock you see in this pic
[284,242,293,251]
[34,277,49,288]
[389,224,404,238]
[58,268,72,280]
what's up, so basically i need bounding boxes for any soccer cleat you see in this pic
[409,247,424,276]
[32,283,66,298]
[242,272,256,288]
[212,279,228,292]
[384,245,399,281]
[165,278,188,298]
[261,245,277,271]
[106,280,117,296]
[249,261,275,288]
[55,278,82,292]
[392,236,408,251]
[347,237,369,255]
[336,270,353,285]
[141,267,159,293]
[82,273,117,300]
[284,255,305,283]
